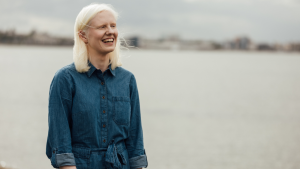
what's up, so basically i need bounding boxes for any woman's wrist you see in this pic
[59,166,76,169]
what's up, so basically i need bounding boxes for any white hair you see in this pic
[73,3,122,73]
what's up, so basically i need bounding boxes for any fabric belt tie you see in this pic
[105,139,127,169]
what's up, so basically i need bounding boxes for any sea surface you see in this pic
[0,45,300,169]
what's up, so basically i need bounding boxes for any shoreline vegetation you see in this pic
[1,29,299,52]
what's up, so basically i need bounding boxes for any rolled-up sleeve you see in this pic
[46,68,76,168]
[125,74,148,169]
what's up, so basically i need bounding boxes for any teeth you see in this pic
[103,38,114,43]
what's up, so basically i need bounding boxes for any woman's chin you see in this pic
[89,45,115,55]
[104,47,115,53]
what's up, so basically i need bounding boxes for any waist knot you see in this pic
[105,139,127,169]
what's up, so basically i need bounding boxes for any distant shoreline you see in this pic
[1,44,300,54]
[1,30,300,52]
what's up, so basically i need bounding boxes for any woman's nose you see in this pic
[106,26,114,35]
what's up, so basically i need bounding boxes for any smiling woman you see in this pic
[46,3,148,169]
[73,3,122,73]
[79,10,119,70]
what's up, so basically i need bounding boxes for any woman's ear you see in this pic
[78,30,88,44]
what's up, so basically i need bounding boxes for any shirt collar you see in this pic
[86,61,116,77]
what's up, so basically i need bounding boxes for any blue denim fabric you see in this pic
[46,61,148,169]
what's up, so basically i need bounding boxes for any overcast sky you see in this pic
[1,0,300,43]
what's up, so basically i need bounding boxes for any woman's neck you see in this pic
[88,49,110,73]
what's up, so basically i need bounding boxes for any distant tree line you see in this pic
[0,29,73,46]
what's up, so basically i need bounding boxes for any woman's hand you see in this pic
[59,166,76,169]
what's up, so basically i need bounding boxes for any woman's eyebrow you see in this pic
[92,21,116,27]
[93,23,105,27]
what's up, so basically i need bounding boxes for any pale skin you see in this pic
[59,10,142,169]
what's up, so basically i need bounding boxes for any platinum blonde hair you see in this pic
[73,3,122,73]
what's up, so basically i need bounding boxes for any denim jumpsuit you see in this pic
[46,61,148,169]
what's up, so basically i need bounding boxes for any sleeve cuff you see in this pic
[129,150,148,169]
[51,152,76,168]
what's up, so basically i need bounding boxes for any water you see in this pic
[0,45,300,169]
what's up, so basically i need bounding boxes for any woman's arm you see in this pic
[60,166,76,169]
[46,68,76,168]
[125,74,148,169]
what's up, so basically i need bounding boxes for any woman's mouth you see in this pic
[102,38,114,43]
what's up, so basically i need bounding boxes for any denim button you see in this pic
[53,150,55,153]
[103,110,105,113]
[101,82,104,85]
[103,124,106,127]
[102,96,105,99]
[103,139,106,143]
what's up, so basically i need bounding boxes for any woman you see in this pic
[46,3,148,169]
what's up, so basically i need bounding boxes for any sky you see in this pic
[1,0,300,43]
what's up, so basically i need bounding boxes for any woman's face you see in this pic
[85,10,118,55]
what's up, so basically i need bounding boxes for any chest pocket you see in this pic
[112,96,131,125]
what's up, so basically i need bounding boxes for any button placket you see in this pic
[98,74,108,147]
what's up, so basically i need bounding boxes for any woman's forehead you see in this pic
[90,10,116,26]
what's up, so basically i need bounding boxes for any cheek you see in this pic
[114,29,119,38]
[89,31,104,40]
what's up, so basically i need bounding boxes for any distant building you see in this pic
[125,36,140,47]
[290,43,300,51]
[125,35,216,50]
[223,36,252,50]
[238,37,251,50]
[256,44,275,51]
